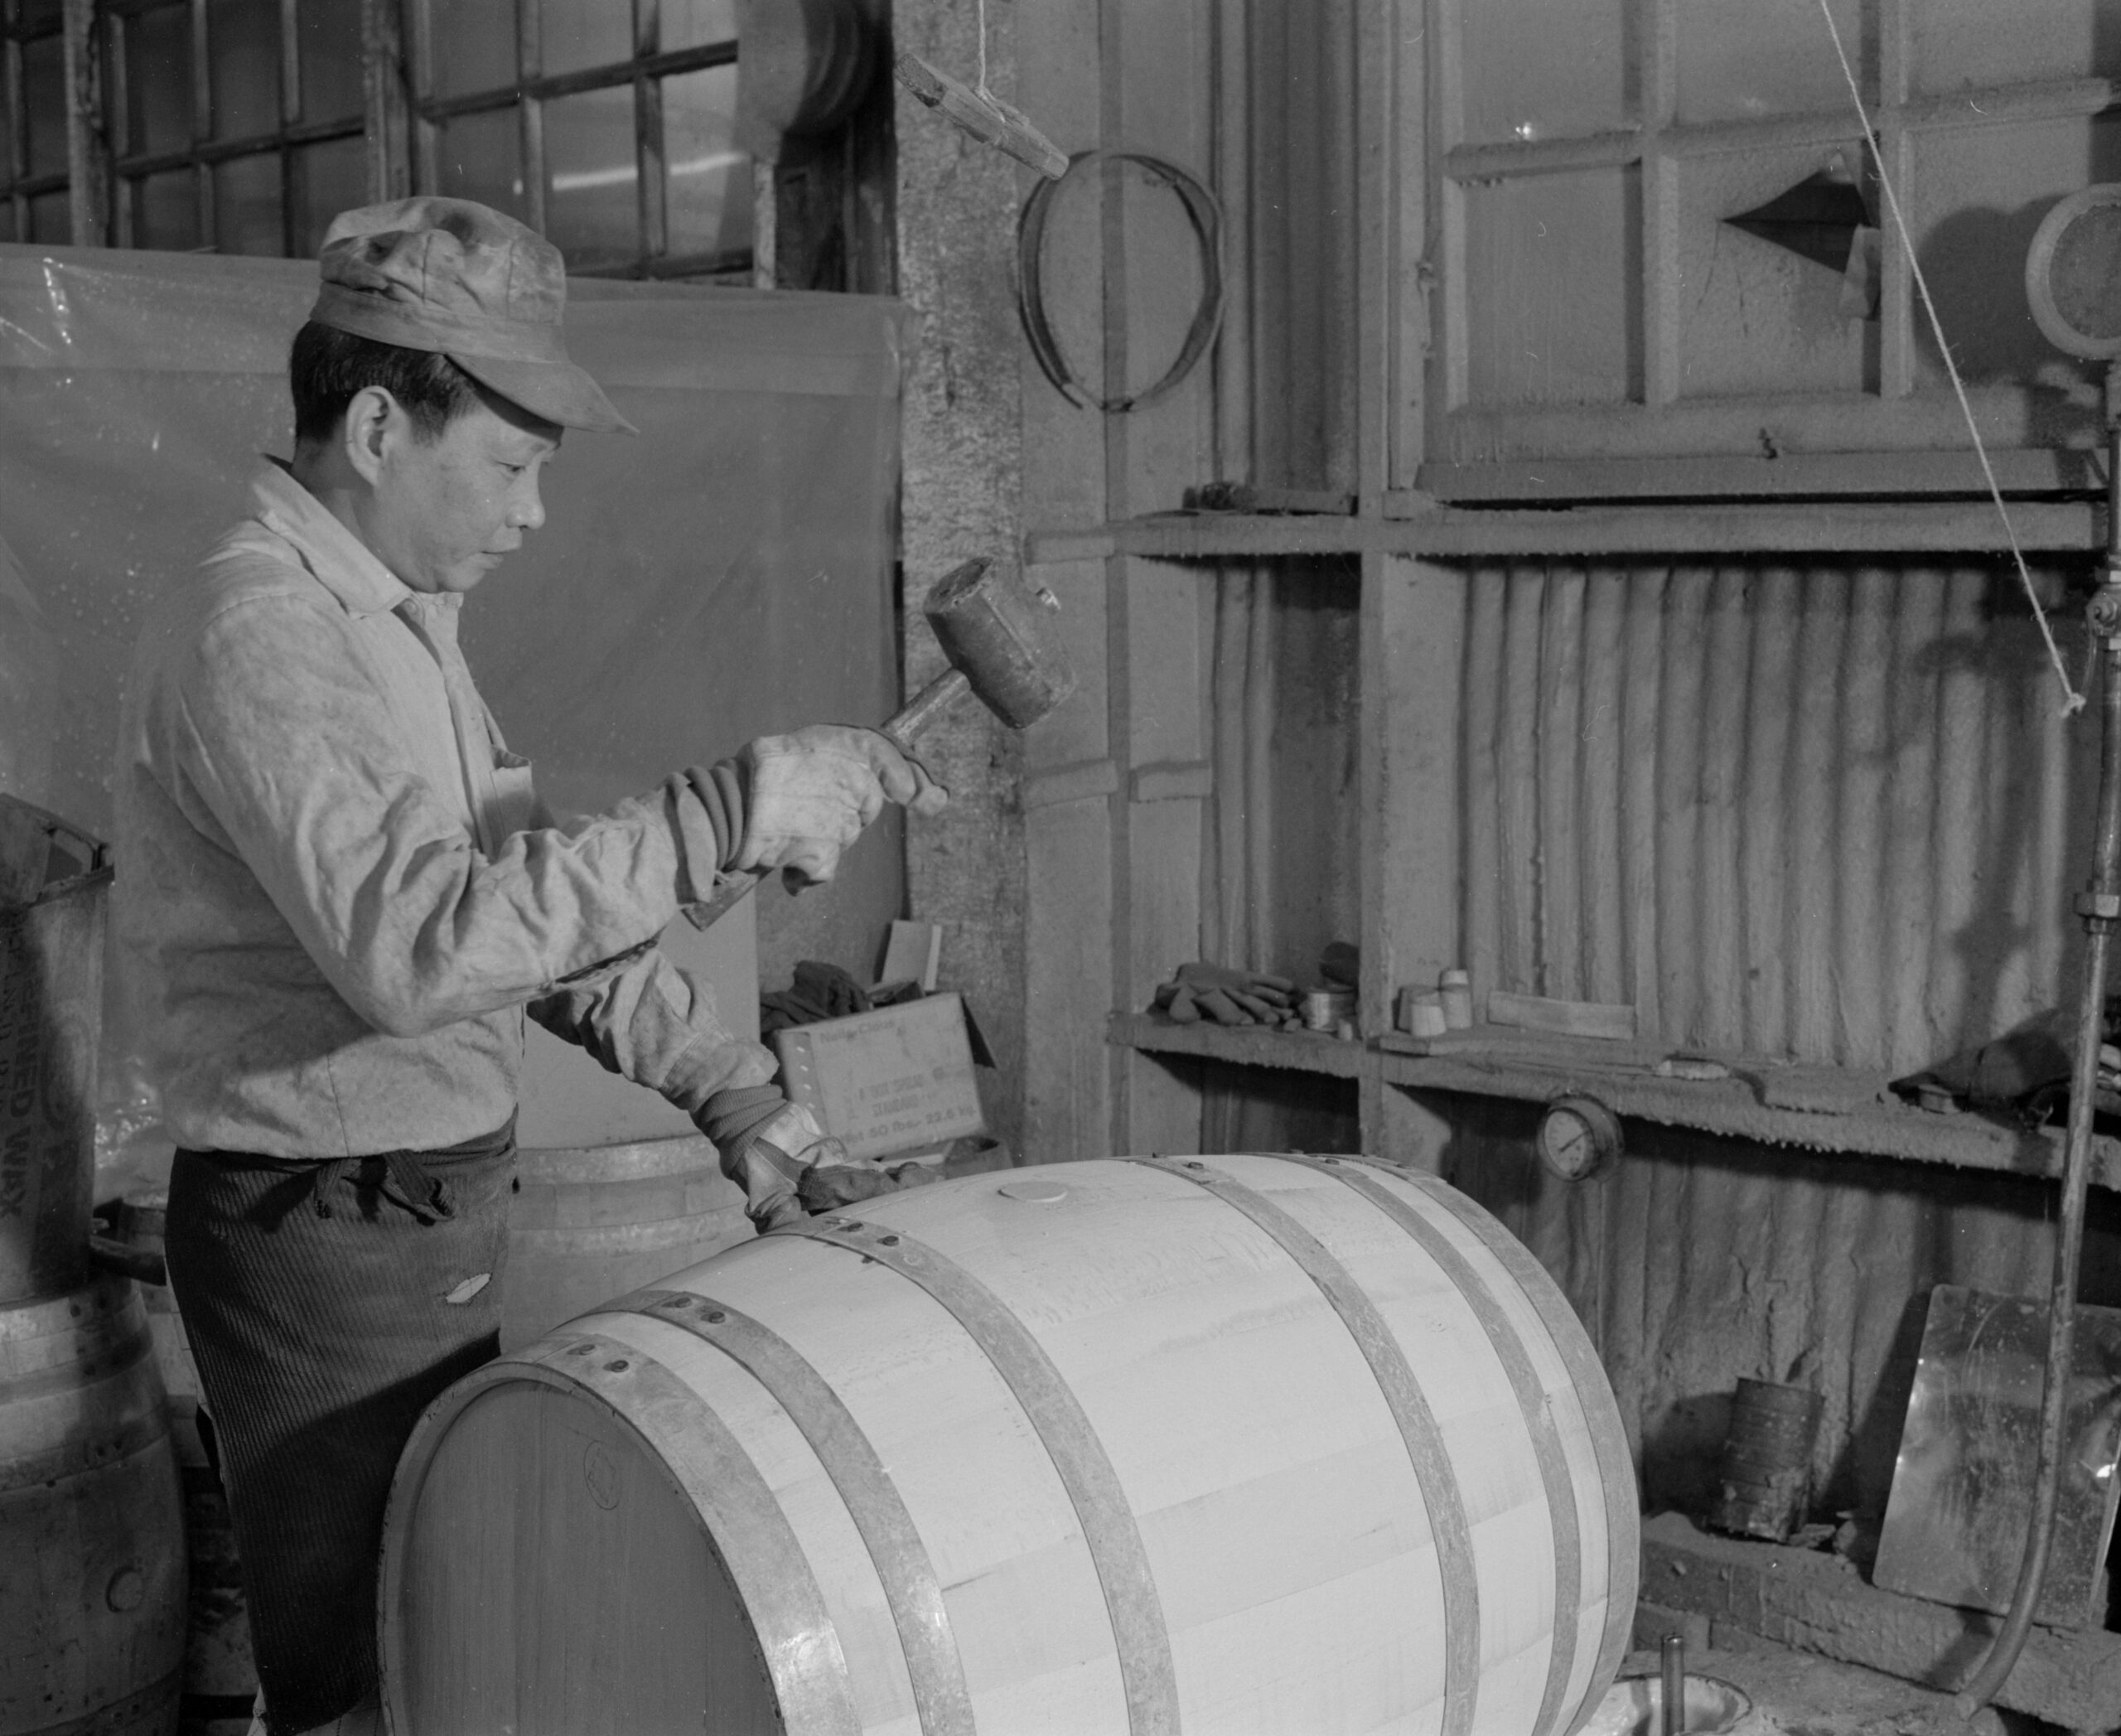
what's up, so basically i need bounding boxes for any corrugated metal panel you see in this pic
[1447,1098,2121,1518]
[1446,556,2113,1515]
[1458,561,2094,1074]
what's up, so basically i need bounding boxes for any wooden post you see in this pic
[60,0,108,246]
[362,0,412,203]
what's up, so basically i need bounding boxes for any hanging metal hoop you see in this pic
[1017,149,1225,414]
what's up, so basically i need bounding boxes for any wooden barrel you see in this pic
[1,1274,186,1736]
[502,1134,751,1353]
[384,1153,1638,1735]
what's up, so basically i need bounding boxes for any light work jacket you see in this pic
[114,461,775,1158]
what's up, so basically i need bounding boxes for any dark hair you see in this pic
[288,321,482,447]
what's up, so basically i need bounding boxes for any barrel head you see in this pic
[923,559,1077,731]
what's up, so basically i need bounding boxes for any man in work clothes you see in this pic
[112,196,943,1736]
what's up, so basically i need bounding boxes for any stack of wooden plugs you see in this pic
[1397,969,1475,1038]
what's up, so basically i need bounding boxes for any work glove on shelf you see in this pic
[703,1094,936,1232]
[736,726,949,890]
[1151,961,1302,1028]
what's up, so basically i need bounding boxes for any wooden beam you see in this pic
[60,0,109,244]
[1418,447,2099,500]
[1640,1513,2121,1731]
[1025,500,2105,563]
[362,0,411,202]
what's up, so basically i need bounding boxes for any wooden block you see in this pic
[877,919,943,994]
[1485,989,1636,1042]
[774,994,986,1161]
[1639,1511,2121,1731]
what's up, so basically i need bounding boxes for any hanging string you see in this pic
[976,0,990,97]
[1814,0,2086,717]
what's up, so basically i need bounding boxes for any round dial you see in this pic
[1537,1095,1623,1182]
[2027,185,2121,360]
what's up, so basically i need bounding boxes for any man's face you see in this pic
[367,388,563,595]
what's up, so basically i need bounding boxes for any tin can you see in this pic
[1302,989,1355,1032]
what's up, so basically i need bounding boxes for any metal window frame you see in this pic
[404,0,744,278]
[2,0,71,239]
[1422,0,2121,496]
[94,0,369,253]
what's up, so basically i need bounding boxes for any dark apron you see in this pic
[164,1121,516,1735]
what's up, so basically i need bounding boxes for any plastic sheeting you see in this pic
[0,242,911,1154]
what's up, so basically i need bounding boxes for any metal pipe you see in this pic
[1660,1633,1686,1736]
[1956,382,2121,1714]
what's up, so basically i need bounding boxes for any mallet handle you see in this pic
[882,666,969,751]
[679,667,972,931]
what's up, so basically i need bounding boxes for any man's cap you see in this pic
[309,196,635,435]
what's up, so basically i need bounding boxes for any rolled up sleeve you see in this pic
[529,950,778,1113]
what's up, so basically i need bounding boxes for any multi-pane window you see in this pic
[1,0,71,244]
[410,0,750,277]
[107,0,368,255]
[2,0,756,277]
[1427,0,2121,490]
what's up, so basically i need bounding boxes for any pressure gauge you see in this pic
[2026,185,2121,360]
[1536,1095,1623,1182]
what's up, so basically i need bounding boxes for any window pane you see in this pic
[431,0,516,98]
[663,0,737,51]
[1675,0,1867,124]
[135,168,201,249]
[20,0,62,27]
[28,189,70,244]
[297,0,365,123]
[126,5,197,157]
[214,151,283,254]
[1457,0,1631,146]
[542,0,631,78]
[1916,0,2121,91]
[209,0,283,141]
[1462,168,1637,409]
[292,135,365,257]
[437,107,524,219]
[1677,146,1869,400]
[664,65,749,260]
[24,35,67,177]
[0,204,15,244]
[545,84,637,268]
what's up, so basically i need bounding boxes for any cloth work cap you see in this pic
[310,196,635,434]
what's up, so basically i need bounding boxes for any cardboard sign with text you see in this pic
[772,993,985,1161]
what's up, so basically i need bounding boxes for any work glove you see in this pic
[737,727,949,889]
[1151,961,1302,1028]
[718,1100,937,1231]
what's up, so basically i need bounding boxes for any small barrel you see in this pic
[386,1153,1638,1734]
[502,1134,751,1353]
[1709,1376,1824,1542]
[0,1274,186,1736]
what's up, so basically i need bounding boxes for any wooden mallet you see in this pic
[684,557,1075,926]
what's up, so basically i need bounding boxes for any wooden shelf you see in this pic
[1111,1014,2121,1189]
[1025,500,2104,565]
[1109,1013,1370,1080]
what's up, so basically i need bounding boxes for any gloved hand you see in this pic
[1151,960,1301,1027]
[717,1100,937,1231]
[737,727,949,889]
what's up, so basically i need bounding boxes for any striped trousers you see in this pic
[164,1124,516,1736]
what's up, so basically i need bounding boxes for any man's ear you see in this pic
[341,385,399,485]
